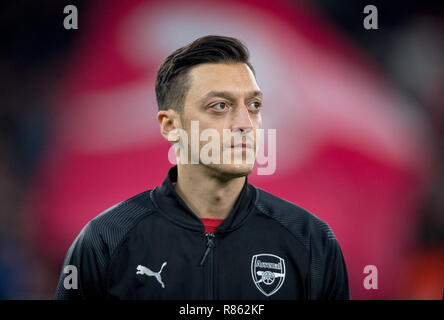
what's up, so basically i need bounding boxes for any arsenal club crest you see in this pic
[251,254,286,296]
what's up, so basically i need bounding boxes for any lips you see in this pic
[231,143,254,149]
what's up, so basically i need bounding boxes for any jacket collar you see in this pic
[151,165,257,233]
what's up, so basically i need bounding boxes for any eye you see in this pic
[248,101,262,111]
[210,102,229,112]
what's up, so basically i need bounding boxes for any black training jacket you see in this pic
[55,165,350,300]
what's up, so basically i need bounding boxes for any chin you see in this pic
[205,162,254,180]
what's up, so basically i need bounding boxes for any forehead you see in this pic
[187,63,259,100]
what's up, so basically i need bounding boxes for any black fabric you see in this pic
[152,165,255,233]
[55,165,350,300]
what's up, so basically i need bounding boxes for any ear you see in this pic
[157,109,181,143]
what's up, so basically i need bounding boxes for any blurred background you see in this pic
[0,0,443,299]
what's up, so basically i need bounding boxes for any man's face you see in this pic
[179,62,263,178]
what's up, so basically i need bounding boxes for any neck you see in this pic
[174,165,246,220]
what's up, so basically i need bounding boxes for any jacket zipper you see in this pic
[200,232,215,299]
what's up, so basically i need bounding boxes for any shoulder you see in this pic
[253,186,337,251]
[91,189,156,228]
[78,189,157,256]
[56,190,158,299]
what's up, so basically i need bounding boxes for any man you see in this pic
[55,35,350,299]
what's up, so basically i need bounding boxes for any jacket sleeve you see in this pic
[54,220,110,299]
[320,238,351,300]
[309,220,351,300]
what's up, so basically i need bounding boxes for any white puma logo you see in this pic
[136,262,167,288]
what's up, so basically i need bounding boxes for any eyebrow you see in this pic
[198,90,263,104]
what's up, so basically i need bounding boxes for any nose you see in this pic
[232,104,253,133]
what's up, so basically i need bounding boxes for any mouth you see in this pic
[231,143,254,149]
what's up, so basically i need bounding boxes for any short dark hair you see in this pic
[155,35,256,113]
